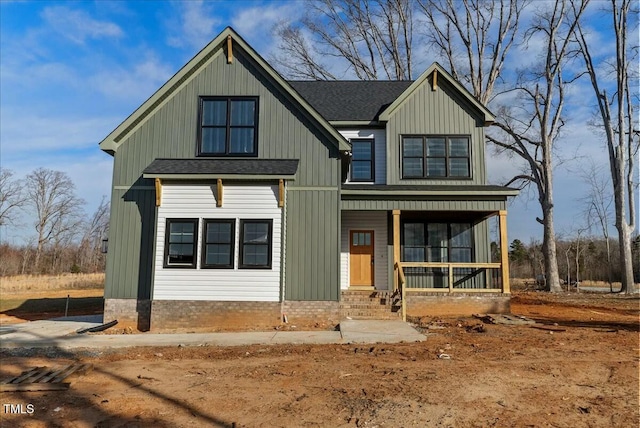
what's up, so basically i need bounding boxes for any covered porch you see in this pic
[340,184,518,319]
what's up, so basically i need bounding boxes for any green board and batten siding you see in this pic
[105,45,341,301]
[385,77,487,186]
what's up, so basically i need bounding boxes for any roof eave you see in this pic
[143,173,297,180]
[341,189,519,197]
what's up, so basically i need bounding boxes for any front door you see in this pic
[350,230,374,287]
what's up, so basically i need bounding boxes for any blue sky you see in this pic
[0,0,636,245]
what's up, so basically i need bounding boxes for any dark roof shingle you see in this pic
[143,158,299,176]
[288,80,412,121]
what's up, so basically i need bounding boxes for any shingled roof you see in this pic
[288,80,412,122]
[143,158,299,177]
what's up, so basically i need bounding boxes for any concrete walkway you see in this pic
[0,316,425,350]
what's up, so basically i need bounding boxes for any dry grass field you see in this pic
[0,273,104,323]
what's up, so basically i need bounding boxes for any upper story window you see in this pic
[350,139,374,182]
[402,136,470,179]
[199,96,258,156]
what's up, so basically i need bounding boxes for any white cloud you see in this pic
[0,112,120,155]
[232,3,303,44]
[90,54,174,102]
[166,0,222,50]
[41,6,124,44]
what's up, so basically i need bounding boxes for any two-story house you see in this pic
[99,27,518,331]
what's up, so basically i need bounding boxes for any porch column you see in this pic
[499,210,511,293]
[392,210,401,292]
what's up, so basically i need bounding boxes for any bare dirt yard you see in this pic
[1,290,638,428]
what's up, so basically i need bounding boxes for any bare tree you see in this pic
[25,168,85,271]
[573,0,638,293]
[486,0,589,292]
[272,0,414,80]
[79,196,110,272]
[418,0,529,105]
[579,159,614,290]
[0,168,27,228]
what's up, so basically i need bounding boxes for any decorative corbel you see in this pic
[227,35,233,64]
[154,178,162,207]
[278,179,285,208]
[217,179,223,207]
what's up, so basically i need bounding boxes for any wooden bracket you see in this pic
[432,70,438,91]
[226,35,233,64]
[278,179,285,208]
[154,178,162,207]
[217,179,223,207]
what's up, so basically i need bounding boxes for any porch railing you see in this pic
[394,262,503,293]
[394,262,407,321]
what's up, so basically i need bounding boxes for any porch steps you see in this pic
[340,290,401,320]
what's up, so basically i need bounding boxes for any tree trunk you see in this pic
[542,203,562,292]
[615,213,635,293]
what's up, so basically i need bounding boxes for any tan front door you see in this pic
[350,230,374,286]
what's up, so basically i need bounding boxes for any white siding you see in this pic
[340,211,389,290]
[339,129,386,184]
[154,183,281,301]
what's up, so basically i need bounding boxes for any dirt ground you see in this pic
[1,291,638,428]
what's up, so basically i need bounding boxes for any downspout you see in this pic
[279,180,287,322]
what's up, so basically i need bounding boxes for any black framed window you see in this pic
[164,219,198,268]
[239,220,272,269]
[202,219,235,269]
[402,136,470,178]
[199,97,258,156]
[401,222,473,263]
[350,139,374,182]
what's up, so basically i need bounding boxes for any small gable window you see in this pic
[350,139,374,182]
[199,96,258,156]
[402,136,470,179]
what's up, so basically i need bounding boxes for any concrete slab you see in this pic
[339,319,426,343]
[0,316,103,342]
[0,318,425,350]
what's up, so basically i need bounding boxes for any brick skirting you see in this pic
[104,293,509,331]
[405,292,510,317]
[103,299,151,331]
[148,300,340,331]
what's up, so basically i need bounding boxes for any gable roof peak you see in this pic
[378,62,495,125]
[99,27,349,155]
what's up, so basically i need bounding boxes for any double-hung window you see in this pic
[239,220,272,269]
[199,96,258,156]
[201,219,235,269]
[164,219,198,268]
[402,136,470,178]
[350,139,374,182]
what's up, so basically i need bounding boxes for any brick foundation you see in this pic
[149,300,340,331]
[406,292,510,317]
[282,301,340,325]
[103,299,151,331]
